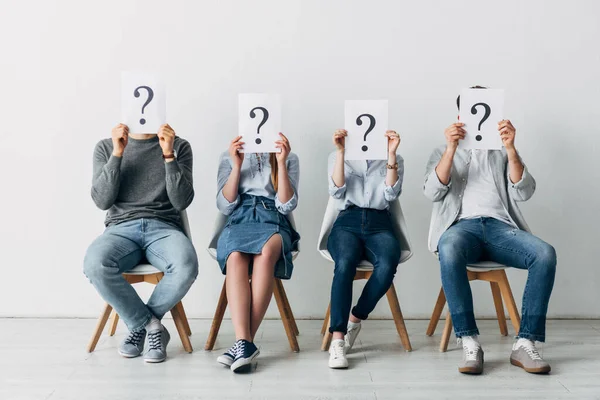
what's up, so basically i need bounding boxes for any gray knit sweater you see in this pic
[91,135,194,227]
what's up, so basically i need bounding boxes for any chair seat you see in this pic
[123,264,161,275]
[466,261,509,272]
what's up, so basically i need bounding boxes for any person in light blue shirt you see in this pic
[215,133,300,373]
[326,128,403,369]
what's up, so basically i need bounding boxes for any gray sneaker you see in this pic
[510,339,551,374]
[144,326,170,363]
[458,337,484,375]
[118,329,146,358]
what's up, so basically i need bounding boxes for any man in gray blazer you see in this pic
[423,91,556,375]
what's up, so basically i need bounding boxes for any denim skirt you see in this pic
[217,194,300,279]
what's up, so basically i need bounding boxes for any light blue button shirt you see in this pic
[217,151,299,215]
[328,151,404,211]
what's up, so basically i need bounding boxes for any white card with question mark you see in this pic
[121,72,166,134]
[458,88,504,150]
[344,100,388,160]
[238,93,281,153]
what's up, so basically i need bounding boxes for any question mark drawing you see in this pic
[356,113,376,151]
[470,102,491,141]
[250,106,269,144]
[133,86,154,125]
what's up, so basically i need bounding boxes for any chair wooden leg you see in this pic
[321,314,332,351]
[170,303,193,353]
[497,271,521,334]
[439,312,453,353]
[175,302,192,336]
[490,282,508,336]
[386,283,412,352]
[321,303,331,336]
[273,279,299,352]
[426,287,446,336]
[87,303,113,353]
[278,280,299,336]
[205,280,228,351]
[108,310,119,336]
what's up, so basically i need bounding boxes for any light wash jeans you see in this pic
[84,218,198,332]
[438,217,556,342]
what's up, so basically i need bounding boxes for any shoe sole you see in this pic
[144,356,166,363]
[118,351,141,358]
[217,356,234,367]
[458,366,483,375]
[328,362,349,369]
[231,349,260,373]
[510,358,551,374]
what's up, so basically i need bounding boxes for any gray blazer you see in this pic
[423,146,536,252]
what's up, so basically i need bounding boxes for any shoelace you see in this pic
[331,342,345,359]
[124,330,145,346]
[520,341,543,360]
[147,331,163,351]
[462,341,481,361]
[227,342,239,357]
[235,340,247,358]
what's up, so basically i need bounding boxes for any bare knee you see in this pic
[260,235,282,262]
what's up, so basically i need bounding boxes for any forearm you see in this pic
[386,152,398,186]
[332,150,345,188]
[165,160,194,210]
[221,167,241,202]
[435,147,455,185]
[276,161,294,203]
[91,155,121,210]
[506,147,524,184]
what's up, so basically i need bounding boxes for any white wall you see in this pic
[1,0,599,319]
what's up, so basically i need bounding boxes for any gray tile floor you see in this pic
[1,318,599,400]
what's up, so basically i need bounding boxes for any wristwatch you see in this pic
[386,162,398,170]
[162,153,176,160]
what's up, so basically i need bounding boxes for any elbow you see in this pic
[173,191,194,211]
[91,190,113,211]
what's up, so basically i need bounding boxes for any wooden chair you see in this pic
[204,212,300,353]
[87,210,194,353]
[426,261,521,352]
[317,198,413,352]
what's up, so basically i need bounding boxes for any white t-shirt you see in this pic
[457,150,516,226]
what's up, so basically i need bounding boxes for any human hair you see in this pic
[456,85,488,110]
[269,153,278,192]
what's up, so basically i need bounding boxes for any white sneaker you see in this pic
[328,339,348,369]
[344,321,362,352]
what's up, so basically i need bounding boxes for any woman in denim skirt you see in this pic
[326,128,403,369]
[215,133,300,373]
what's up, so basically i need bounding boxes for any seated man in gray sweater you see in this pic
[423,89,556,375]
[84,123,198,363]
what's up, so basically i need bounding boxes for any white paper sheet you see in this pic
[344,100,388,160]
[238,93,281,153]
[121,72,166,134]
[458,88,504,150]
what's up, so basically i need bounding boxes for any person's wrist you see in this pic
[112,150,123,157]
[337,148,345,154]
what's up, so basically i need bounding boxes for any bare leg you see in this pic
[226,252,252,341]
[249,235,281,338]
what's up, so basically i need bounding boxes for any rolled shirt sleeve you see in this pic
[216,153,240,215]
[508,164,536,202]
[383,154,404,202]
[275,153,299,215]
[423,147,451,202]
[327,151,346,199]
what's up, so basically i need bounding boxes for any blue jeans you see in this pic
[84,218,199,332]
[438,217,556,342]
[327,207,401,334]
